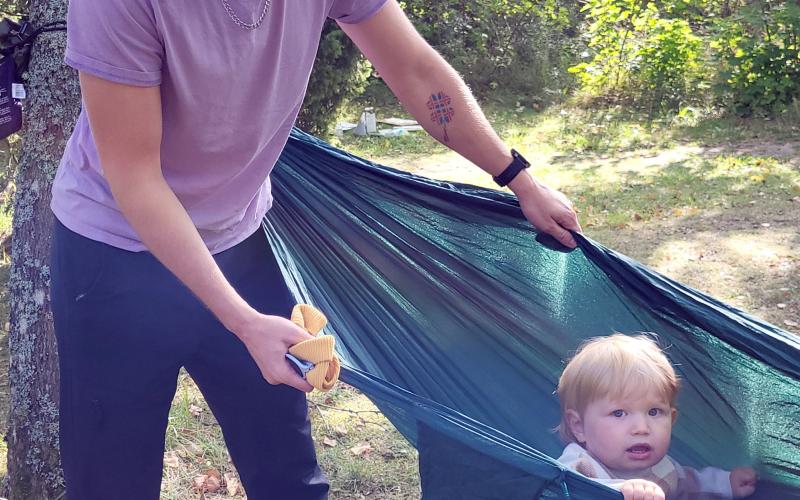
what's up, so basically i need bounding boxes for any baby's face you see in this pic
[573,388,676,472]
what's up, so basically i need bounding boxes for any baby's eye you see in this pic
[648,408,663,416]
[612,409,626,417]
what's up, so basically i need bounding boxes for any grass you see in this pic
[0,102,797,498]
[308,386,418,499]
[335,102,800,161]
[158,374,419,499]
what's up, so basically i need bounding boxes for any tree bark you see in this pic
[6,0,79,498]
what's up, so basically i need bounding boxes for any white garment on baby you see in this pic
[557,443,732,499]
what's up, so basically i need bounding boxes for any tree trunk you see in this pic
[6,0,79,498]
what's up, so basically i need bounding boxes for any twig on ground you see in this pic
[308,400,388,431]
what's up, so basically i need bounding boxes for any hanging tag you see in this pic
[0,57,22,139]
[11,83,25,99]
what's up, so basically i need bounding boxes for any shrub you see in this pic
[400,0,577,103]
[297,20,372,135]
[569,0,701,111]
[712,1,800,116]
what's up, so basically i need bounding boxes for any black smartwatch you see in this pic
[492,149,530,187]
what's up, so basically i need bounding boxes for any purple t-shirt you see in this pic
[52,0,387,253]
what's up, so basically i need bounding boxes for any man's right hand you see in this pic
[620,479,665,500]
[236,313,315,392]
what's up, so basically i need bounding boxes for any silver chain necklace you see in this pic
[220,0,271,30]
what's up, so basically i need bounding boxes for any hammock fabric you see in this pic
[264,129,800,499]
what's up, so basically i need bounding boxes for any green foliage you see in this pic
[400,0,578,103]
[569,0,701,111]
[568,0,652,94]
[712,1,800,115]
[297,21,372,135]
[302,2,582,135]
[570,0,800,117]
[0,0,24,18]
[637,18,701,111]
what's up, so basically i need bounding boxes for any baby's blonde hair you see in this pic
[555,333,680,443]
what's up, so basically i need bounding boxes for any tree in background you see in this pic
[400,0,578,103]
[5,0,78,497]
[568,0,702,112]
[297,20,372,136]
[569,0,800,116]
[713,0,800,116]
[298,1,582,135]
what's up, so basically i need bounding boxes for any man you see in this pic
[51,0,581,498]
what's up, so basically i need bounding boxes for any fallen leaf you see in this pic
[205,474,221,493]
[784,319,799,327]
[334,425,348,436]
[163,451,180,468]
[179,428,197,438]
[350,443,373,456]
[189,404,203,416]
[224,472,241,497]
[323,437,338,447]
[194,472,222,493]
[777,303,787,309]
[194,475,208,491]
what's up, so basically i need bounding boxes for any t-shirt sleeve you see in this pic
[328,0,389,24]
[65,0,163,87]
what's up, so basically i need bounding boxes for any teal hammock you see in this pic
[264,129,800,499]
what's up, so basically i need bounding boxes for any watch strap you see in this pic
[492,149,530,187]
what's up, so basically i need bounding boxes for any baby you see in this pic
[555,334,757,500]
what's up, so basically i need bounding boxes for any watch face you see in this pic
[512,149,530,167]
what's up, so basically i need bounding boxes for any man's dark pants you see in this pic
[50,219,329,500]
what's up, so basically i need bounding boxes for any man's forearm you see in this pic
[379,46,514,177]
[107,168,258,337]
[339,1,580,247]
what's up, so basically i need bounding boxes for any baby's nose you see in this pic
[631,415,651,434]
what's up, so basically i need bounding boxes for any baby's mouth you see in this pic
[626,444,653,459]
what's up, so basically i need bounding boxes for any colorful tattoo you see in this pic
[427,91,455,142]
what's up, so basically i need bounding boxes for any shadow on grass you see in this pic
[585,200,800,334]
[550,153,798,227]
[543,149,800,332]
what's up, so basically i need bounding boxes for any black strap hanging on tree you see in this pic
[0,17,66,140]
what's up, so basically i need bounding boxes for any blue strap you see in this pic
[285,353,315,379]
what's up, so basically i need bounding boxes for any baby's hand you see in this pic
[730,467,757,498]
[620,479,665,500]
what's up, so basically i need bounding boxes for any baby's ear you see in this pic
[671,408,678,426]
[566,409,585,443]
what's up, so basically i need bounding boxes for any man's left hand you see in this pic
[510,171,582,248]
